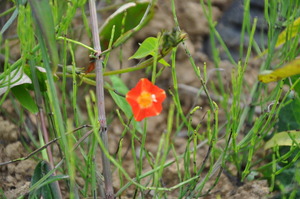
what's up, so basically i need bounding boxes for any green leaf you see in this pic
[129,37,170,66]
[108,75,142,133]
[277,98,300,131]
[265,130,300,149]
[100,2,154,49]
[23,65,48,92]
[29,161,63,199]
[34,175,69,192]
[11,85,38,114]
[158,58,170,67]
[129,37,158,59]
[275,167,300,193]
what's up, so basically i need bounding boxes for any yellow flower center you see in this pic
[137,92,156,108]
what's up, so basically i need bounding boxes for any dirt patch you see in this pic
[0,116,34,198]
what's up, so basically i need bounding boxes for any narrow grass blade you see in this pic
[29,0,59,73]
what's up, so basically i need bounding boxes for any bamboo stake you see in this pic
[88,0,114,198]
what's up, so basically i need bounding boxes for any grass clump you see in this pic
[0,0,300,198]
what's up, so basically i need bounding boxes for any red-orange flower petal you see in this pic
[126,78,166,121]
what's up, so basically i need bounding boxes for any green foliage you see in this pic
[130,36,169,66]
[1,0,300,198]
[265,131,300,149]
[0,0,25,36]
[162,28,185,49]
[290,75,300,96]
[29,0,59,73]
[11,85,38,114]
[29,161,66,199]
[100,1,154,49]
[275,171,300,199]
[277,97,300,132]
[130,37,157,59]
[265,95,300,149]
[262,94,300,197]
[23,65,48,92]
[0,189,6,199]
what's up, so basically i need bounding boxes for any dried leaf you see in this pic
[258,17,300,57]
[0,67,32,96]
[258,58,300,83]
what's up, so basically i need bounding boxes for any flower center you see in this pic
[137,92,155,108]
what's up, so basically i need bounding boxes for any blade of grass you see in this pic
[29,0,59,73]
[29,0,70,198]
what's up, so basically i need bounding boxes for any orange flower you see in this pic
[126,78,166,121]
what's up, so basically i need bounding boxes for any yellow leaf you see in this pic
[276,17,300,48]
[265,130,300,150]
[258,17,300,57]
[258,58,300,83]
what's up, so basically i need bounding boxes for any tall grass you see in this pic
[0,0,300,198]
